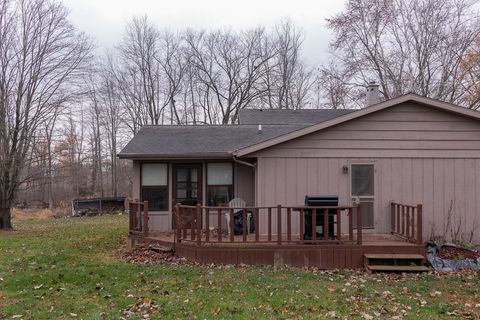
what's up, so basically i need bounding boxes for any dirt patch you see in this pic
[437,246,480,261]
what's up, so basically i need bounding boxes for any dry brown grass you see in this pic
[11,208,58,221]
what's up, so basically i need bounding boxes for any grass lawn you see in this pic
[0,215,479,319]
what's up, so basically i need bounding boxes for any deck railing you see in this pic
[174,204,362,245]
[129,201,149,235]
[390,202,423,244]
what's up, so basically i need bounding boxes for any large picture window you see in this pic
[207,163,233,206]
[141,163,168,211]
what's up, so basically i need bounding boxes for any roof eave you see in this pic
[117,152,233,160]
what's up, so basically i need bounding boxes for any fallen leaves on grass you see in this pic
[210,308,221,315]
[121,298,159,319]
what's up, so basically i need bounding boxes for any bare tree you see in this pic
[261,20,313,110]
[0,0,92,229]
[322,0,480,108]
[43,107,61,209]
[85,73,104,197]
[185,28,276,124]
[100,58,123,196]
[116,16,185,132]
[315,60,365,109]
[459,38,480,109]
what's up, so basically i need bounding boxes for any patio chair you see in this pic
[226,198,252,235]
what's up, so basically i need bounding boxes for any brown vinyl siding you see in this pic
[253,102,480,242]
[251,102,480,159]
[234,162,255,206]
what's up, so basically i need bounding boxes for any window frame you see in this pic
[140,162,169,211]
[206,162,234,206]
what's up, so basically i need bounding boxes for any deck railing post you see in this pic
[406,206,411,240]
[399,205,405,236]
[190,208,195,241]
[416,204,423,245]
[336,209,341,241]
[182,206,187,239]
[137,202,141,231]
[323,208,329,240]
[128,202,134,233]
[287,208,292,242]
[242,208,247,242]
[143,201,149,236]
[356,205,362,245]
[312,208,317,241]
[348,208,353,241]
[277,205,282,245]
[229,208,234,242]
[254,208,259,242]
[175,204,181,242]
[217,208,222,242]
[205,208,210,243]
[396,204,400,234]
[196,204,202,246]
[390,202,395,234]
[268,208,272,242]
[299,208,304,241]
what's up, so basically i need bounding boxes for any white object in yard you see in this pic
[226,198,251,235]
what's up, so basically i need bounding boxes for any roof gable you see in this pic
[234,94,480,157]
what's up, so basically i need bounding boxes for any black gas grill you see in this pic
[304,195,338,240]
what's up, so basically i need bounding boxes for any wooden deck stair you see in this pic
[364,254,429,272]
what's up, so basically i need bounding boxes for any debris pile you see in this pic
[121,245,186,265]
[437,245,480,261]
[426,241,480,272]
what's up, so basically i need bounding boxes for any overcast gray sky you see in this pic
[60,0,345,66]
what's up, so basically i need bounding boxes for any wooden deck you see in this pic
[128,232,425,269]
[127,202,425,269]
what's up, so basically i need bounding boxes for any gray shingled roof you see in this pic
[119,109,357,158]
[118,124,306,158]
[239,108,356,125]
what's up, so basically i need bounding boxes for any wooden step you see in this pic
[364,254,425,260]
[366,265,430,272]
[364,254,425,266]
[364,253,428,272]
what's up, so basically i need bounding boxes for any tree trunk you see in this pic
[47,143,54,211]
[0,206,12,230]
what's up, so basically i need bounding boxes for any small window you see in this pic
[207,163,233,206]
[351,164,374,196]
[141,163,168,211]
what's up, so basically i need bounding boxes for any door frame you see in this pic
[348,161,377,230]
[172,163,203,206]
[172,163,203,229]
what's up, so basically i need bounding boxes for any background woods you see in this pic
[1,0,480,228]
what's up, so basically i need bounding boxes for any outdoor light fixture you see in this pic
[342,165,348,174]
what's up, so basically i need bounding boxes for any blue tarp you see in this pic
[426,241,480,272]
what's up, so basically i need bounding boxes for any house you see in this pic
[119,93,480,269]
